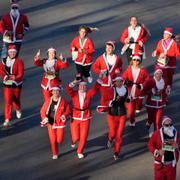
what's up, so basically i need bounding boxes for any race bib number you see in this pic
[72,51,78,61]
[157,57,169,66]
[45,73,55,80]
[4,80,13,85]
[151,95,162,102]
[162,142,175,152]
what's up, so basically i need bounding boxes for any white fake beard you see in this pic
[164,126,175,137]
[10,9,20,18]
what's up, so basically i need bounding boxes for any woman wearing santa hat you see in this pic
[0,0,30,58]
[0,45,24,127]
[34,47,69,101]
[141,69,168,135]
[148,116,180,180]
[102,74,128,160]
[153,27,180,89]
[123,53,150,126]
[40,84,71,160]
[70,25,98,83]
[93,41,123,113]
[66,78,100,158]
[120,16,149,63]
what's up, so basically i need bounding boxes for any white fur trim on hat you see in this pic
[79,81,87,85]
[162,116,172,126]
[132,55,141,60]
[164,30,172,36]
[154,69,163,75]
[47,47,56,52]
[50,87,60,91]
[113,76,124,81]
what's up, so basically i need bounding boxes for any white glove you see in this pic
[41,117,48,127]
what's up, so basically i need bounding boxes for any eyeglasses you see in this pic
[163,123,173,127]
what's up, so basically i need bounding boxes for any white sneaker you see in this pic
[87,76,93,83]
[16,110,22,119]
[3,119,11,127]
[113,153,119,161]
[71,144,76,148]
[77,153,84,159]
[52,155,58,160]
[135,110,140,114]
[107,140,113,148]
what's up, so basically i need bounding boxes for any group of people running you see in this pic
[0,1,180,180]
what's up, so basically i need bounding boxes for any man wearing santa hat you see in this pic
[120,16,149,63]
[0,0,30,58]
[40,84,70,160]
[153,27,180,89]
[123,53,150,126]
[0,45,24,127]
[93,41,123,113]
[148,116,180,180]
[141,69,168,136]
[34,47,69,101]
[66,78,100,159]
[102,73,128,160]
[70,25,98,83]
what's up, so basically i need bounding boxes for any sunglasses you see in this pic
[133,59,140,61]
[12,7,18,9]
[163,123,173,127]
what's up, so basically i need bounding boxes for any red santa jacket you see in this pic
[142,77,167,109]
[41,96,70,128]
[155,39,180,69]
[66,82,100,121]
[70,36,95,65]
[123,66,149,99]
[34,57,69,90]
[0,57,24,86]
[120,25,148,55]
[0,12,29,43]
[148,128,180,164]
[93,53,123,87]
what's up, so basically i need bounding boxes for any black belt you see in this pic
[74,108,88,111]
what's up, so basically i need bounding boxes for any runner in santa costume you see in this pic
[0,0,30,58]
[142,69,168,134]
[148,116,180,180]
[66,78,100,159]
[123,53,150,126]
[102,74,128,160]
[70,25,98,83]
[34,47,69,101]
[92,41,123,113]
[153,27,180,89]
[40,84,70,160]
[0,45,24,127]
[120,16,149,63]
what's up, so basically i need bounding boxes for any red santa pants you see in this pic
[3,87,21,120]
[70,119,90,154]
[42,89,52,101]
[47,124,64,156]
[126,98,143,124]
[154,163,176,180]
[146,107,163,130]
[107,114,126,154]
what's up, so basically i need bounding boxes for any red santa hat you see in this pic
[132,53,141,60]
[47,47,56,53]
[79,81,87,86]
[164,27,173,36]
[106,40,116,50]
[154,68,163,75]
[11,0,19,8]
[162,116,172,126]
[50,82,62,91]
[8,45,17,52]
[113,73,124,82]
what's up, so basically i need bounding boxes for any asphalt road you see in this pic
[0,0,180,180]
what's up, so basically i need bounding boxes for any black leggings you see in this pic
[75,64,91,78]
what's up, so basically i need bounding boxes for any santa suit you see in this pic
[0,12,29,56]
[66,82,100,154]
[154,38,180,86]
[93,53,123,110]
[41,96,70,156]
[70,36,95,78]
[34,56,69,101]
[148,128,180,180]
[123,66,149,124]
[120,25,148,62]
[103,85,128,154]
[142,77,167,130]
[0,57,24,120]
